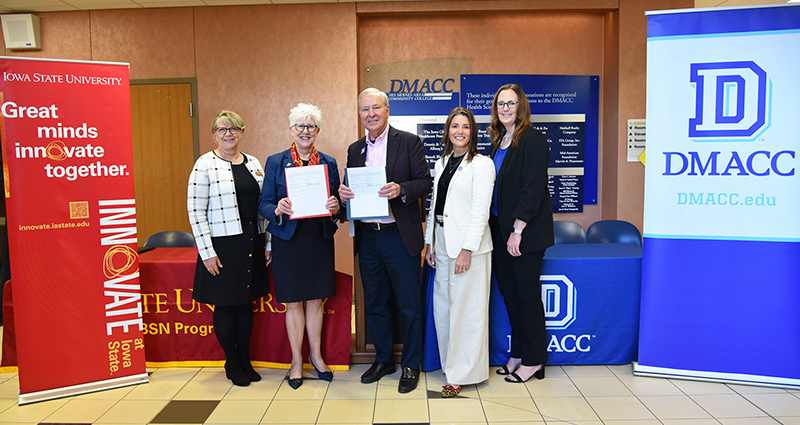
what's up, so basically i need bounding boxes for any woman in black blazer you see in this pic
[488,83,554,383]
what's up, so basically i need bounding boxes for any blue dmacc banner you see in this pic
[638,4,800,388]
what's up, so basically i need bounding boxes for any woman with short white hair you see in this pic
[259,103,341,389]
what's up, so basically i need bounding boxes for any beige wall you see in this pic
[2,4,360,273]
[616,0,694,230]
[1,0,692,273]
[360,8,607,230]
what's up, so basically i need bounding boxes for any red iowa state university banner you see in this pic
[0,57,147,404]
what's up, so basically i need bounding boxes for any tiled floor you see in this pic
[0,361,798,424]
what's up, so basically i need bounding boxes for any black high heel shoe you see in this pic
[309,357,333,382]
[504,365,545,383]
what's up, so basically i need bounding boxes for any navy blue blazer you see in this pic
[344,126,432,257]
[259,148,341,241]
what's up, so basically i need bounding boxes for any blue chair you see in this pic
[553,221,587,244]
[586,220,642,246]
[142,231,196,248]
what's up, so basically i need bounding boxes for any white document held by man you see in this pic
[346,166,389,220]
[285,164,331,219]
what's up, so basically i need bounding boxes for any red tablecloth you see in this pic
[2,247,353,370]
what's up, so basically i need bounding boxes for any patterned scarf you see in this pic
[290,142,320,167]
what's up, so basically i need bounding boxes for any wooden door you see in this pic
[130,83,195,245]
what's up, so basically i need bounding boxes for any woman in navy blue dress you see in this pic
[259,103,341,389]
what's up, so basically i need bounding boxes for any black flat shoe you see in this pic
[398,367,419,393]
[288,376,303,390]
[309,358,333,382]
[361,361,396,383]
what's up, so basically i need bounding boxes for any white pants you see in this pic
[432,224,490,385]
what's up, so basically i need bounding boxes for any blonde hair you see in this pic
[212,110,245,133]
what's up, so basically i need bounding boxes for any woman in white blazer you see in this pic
[424,107,495,397]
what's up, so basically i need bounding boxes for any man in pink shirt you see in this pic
[339,88,432,393]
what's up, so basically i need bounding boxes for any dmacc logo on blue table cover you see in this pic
[541,275,576,330]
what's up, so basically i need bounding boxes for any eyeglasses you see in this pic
[292,124,318,132]
[215,127,241,136]
[497,101,519,110]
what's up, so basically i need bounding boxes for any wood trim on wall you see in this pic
[356,0,619,14]
[131,78,200,160]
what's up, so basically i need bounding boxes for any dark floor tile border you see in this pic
[149,399,220,424]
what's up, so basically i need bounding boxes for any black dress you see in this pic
[192,158,269,307]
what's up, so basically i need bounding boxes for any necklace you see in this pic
[501,134,513,149]
[501,125,515,148]
[448,154,464,173]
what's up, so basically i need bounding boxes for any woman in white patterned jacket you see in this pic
[187,110,271,387]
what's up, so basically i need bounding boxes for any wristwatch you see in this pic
[512,227,523,234]
[398,184,406,198]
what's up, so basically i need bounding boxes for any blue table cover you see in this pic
[421,243,642,370]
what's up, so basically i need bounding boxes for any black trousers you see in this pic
[490,216,548,366]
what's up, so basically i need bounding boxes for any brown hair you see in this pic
[487,83,532,149]
[441,107,479,162]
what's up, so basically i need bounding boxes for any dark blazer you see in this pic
[259,148,341,241]
[345,126,432,256]
[492,126,555,252]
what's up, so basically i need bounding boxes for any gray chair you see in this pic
[586,220,642,246]
[553,221,587,244]
[142,231,196,248]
